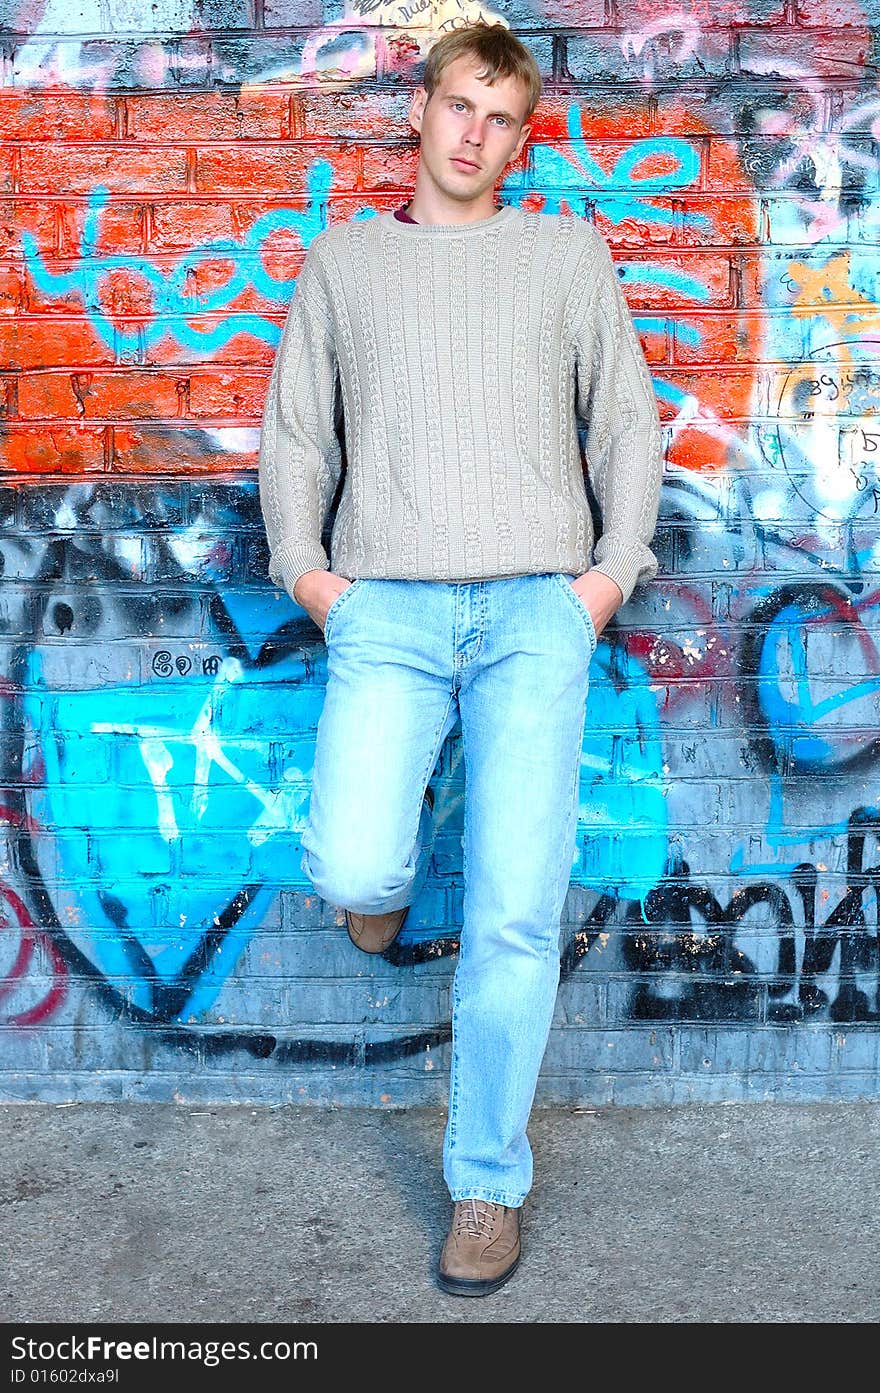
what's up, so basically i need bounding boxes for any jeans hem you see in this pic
[448,1188,526,1208]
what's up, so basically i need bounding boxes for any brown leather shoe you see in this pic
[345,904,408,954]
[344,787,434,954]
[437,1199,522,1297]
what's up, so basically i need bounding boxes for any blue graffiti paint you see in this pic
[506,104,711,233]
[20,161,378,356]
[757,601,880,770]
[578,644,667,906]
[21,639,323,1020]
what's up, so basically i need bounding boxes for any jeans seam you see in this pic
[446,701,467,1160]
[446,972,462,1151]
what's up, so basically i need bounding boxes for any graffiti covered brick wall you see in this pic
[2,1,880,1105]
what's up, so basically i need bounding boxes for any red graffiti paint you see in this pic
[0,874,67,1026]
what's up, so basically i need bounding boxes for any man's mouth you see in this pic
[451,156,481,171]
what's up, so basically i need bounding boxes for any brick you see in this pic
[0,200,56,258]
[827,87,880,132]
[262,0,326,22]
[159,257,297,318]
[195,144,358,196]
[673,195,760,249]
[594,204,679,250]
[543,1026,675,1073]
[657,367,760,422]
[0,318,115,371]
[0,1030,46,1069]
[212,35,321,86]
[360,143,421,191]
[192,199,315,272]
[56,202,147,258]
[552,980,606,1027]
[109,0,256,30]
[738,28,872,78]
[18,269,90,319]
[796,0,869,24]
[0,147,16,196]
[530,91,654,148]
[671,518,757,571]
[186,478,258,526]
[123,90,288,143]
[0,486,17,526]
[148,201,242,253]
[721,135,876,194]
[16,370,185,422]
[672,310,770,365]
[0,92,117,140]
[764,197,850,248]
[658,733,766,779]
[283,980,450,1028]
[187,368,268,418]
[324,194,408,224]
[690,0,786,17]
[0,424,107,473]
[611,253,733,310]
[110,424,257,473]
[8,40,155,91]
[834,1031,880,1072]
[0,265,25,317]
[565,31,733,83]
[742,244,863,311]
[513,0,605,21]
[43,1027,164,1073]
[608,1075,676,1105]
[748,1028,833,1072]
[294,89,413,141]
[20,147,189,197]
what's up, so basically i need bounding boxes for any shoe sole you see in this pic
[436,1250,521,1297]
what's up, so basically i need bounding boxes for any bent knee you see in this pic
[301,849,412,912]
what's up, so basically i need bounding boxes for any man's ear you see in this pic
[408,86,428,136]
[510,122,531,164]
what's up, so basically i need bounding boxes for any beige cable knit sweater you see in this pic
[258,205,663,607]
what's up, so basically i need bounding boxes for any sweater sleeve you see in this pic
[257,243,343,601]
[570,233,664,607]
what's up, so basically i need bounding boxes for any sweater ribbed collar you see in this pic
[378,205,519,237]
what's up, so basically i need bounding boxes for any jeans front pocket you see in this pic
[322,577,365,644]
[551,572,598,656]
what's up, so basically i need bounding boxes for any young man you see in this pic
[258,23,663,1296]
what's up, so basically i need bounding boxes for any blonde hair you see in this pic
[422,23,542,124]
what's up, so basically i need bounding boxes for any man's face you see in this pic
[408,55,532,205]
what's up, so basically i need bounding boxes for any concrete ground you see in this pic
[2,1102,879,1324]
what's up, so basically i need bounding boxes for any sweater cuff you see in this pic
[268,540,330,602]
[590,536,659,608]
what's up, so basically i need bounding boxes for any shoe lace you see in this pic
[454,1199,501,1238]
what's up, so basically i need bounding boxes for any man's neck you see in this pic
[403,191,502,226]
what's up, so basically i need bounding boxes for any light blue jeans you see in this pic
[300,573,596,1207]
